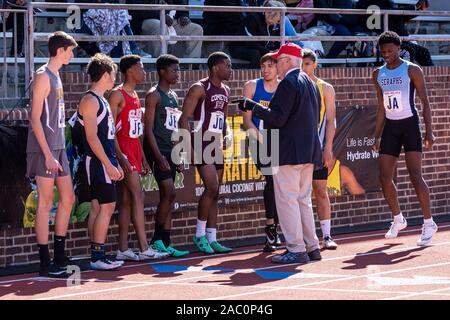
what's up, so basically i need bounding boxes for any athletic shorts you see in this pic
[26,149,70,178]
[85,155,117,204]
[380,115,422,157]
[118,137,142,173]
[191,133,224,170]
[313,166,328,180]
[145,150,178,183]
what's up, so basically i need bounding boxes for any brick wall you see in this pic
[1,66,450,268]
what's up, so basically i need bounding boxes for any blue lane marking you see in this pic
[151,265,298,280]
[255,270,297,280]
[151,264,235,273]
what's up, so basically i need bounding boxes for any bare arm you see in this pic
[178,84,204,163]
[409,64,435,150]
[372,69,386,152]
[144,88,170,171]
[242,80,263,143]
[223,85,233,148]
[323,82,336,168]
[79,94,122,181]
[108,90,132,174]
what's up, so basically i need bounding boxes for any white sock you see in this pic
[394,212,404,223]
[195,219,207,238]
[206,228,217,244]
[320,220,331,238]
[424,218,434,225]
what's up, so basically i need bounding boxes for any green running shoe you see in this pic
[210,241,232,253]
[152,240,168,253]
[167,246,190,257]
[193,236,214,254]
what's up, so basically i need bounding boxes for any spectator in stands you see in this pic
[356,0,433,66]
[127,0,203,58]
[0,0,25,57]
[74,0,149,58]
[314,0,368,58]
[202,0,257,66]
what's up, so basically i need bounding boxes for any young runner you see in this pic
[178,52,233,254]
[26,31,77,277]
[143,54,190,257]
[373,31,437,245]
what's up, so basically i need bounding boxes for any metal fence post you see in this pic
[160,9,168,55]
[383,12,389,32]
[26,3,34,96]
[280,8,286,45]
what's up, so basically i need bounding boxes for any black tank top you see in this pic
[76,91,117,165]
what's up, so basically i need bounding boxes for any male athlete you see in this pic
[242,53,281,252]
[373,31,436,245]
[77,53,125,270]
[26,31,77,277]
[302,49,338,250]
[178,52,233,254]
[144,54,189,257]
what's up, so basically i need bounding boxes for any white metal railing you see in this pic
[1,8,27,101]
[12,2,450,97]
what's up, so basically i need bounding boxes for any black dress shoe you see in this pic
[308,249,322,261]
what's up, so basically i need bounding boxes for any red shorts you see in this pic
[118,137,142,172]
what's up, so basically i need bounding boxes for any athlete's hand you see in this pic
[45,155,63,174]
[117,165,125,181]
[158,155,171,172]
[142,159,151,176]
[424,131,435,150]
[232,97,258,112]
[106,164,122,181]
[119,155,132,176]
[223,134,233,150]
[323,147,333,169]
[372,137,381,153]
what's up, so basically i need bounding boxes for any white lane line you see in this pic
[382,286,450,300]
[207,260,450,300]
[35,273,218,300]
[20,277,450,300]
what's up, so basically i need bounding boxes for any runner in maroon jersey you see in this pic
[178,52,233,254]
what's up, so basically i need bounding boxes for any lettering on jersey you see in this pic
[258,100,270,108]
[210,94,228,110]
[380,77,403,86]
[129,108,143,138]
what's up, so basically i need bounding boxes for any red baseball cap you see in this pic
[268,42,303,59]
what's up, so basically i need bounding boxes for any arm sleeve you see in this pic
[252,78,298,128]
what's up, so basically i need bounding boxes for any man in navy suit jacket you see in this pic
[235,42,323,264]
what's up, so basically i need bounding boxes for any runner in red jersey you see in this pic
[179,52,233,254]
[109,55,168,262]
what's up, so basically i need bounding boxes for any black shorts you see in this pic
[380,116,422,157]
[85,156,117,204]
[146,151,178,183]
[313,167,328,180]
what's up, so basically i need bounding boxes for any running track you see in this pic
[2,224,450,300]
